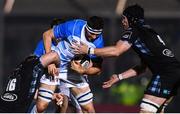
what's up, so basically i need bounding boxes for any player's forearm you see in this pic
[119,68,137,80]
[132,62,147,75]
[92,41,130,57]
[84,67,101,76]
[43,29,53,53]
[94,46,121,57]
[77,67,101,76]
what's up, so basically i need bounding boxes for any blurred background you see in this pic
[1,0,180,113]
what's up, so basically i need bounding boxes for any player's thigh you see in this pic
[71,86,94,112]
[71,86,90,96]
[140,94,167,113]
[36,83,56,109]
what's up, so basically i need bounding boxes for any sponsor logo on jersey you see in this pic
[122,31,132,40]
[162,49,174,57]
[1,93,18,101]
[123,34,129,39]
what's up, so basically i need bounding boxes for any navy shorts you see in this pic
[145,72,180,99]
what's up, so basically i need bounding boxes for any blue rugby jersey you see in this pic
[53,19,104,71]
[33,40,56,57]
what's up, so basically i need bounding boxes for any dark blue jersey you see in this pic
[121,25,180,75]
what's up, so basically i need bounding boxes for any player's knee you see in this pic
[82,105,95,113]
[36,103,47,113]
[76,90,93,105]
[140,98,160,113]
[75,90,94,113]
[38,87,54,102]
[36,87,54,112]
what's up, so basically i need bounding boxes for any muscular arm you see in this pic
[119,60,147,79]
[103,61,147,88]
[83,66,101,76]
[42,29,60,76]
[75,40,131,57]
[71,58,102,76]
[43,29,55,53]
[94,40,131,57]
[121,68,137,79]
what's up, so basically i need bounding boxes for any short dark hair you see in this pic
[87,16,104,30]
[123,4,144,26]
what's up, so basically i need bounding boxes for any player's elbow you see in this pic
[112,40,131,57]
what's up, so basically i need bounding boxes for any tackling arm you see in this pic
[121,60,147,79]
[94,40,131,57]
[73,40,131,57]
[103,60,147,88]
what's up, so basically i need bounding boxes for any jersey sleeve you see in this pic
[53,20,75,39]
[120,30,134,44]
[33,40,44,57]
[33,39,56,57]
[89,35,104,58]
[94,35,104,48]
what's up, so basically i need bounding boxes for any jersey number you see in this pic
[6,79,17,91]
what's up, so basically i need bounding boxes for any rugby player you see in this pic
[72,4,180,113]
[34,16,104,113]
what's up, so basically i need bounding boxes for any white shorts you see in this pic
[40,71,89,89]
[57,81,70,97]
[40,74,60,85]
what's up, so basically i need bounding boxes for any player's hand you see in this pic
[71,41,89,54]
[48,64,59,76]
[102,74,119,88]
[71,60,85,74]
[52,93,63,106]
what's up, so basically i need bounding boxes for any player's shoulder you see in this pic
[67,19,86,30]
[60,19,84,26]
[75,19,86,23]
[121,29,133,40]
[93,35,104,48]
[67,19,86,26]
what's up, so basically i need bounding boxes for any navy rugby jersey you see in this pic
[121,25,180,75]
